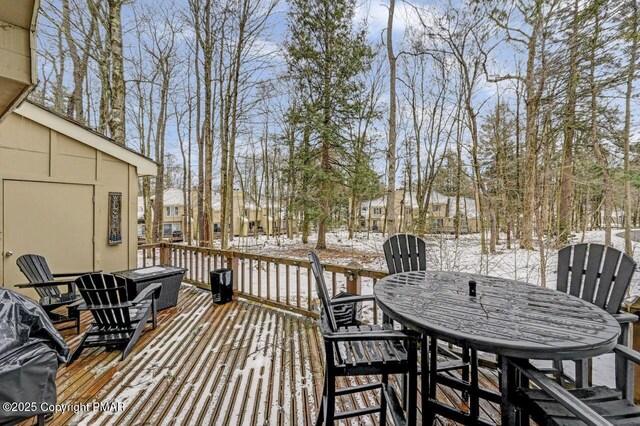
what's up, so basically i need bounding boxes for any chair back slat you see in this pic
[308,252,338,332]
[594,247,621,309]
[569,244,588,297]
[383,234,427,274]
[16,254,60,298]
[557,243,636,314]
[582,244,604,302]
[608,255,636,314]
[76,273,131,328]
[556,246,571,294]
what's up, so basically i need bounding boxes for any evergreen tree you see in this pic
[286,0,373,249]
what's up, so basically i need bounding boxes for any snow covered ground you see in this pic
[140,228,640,389]
[222,228,640,295]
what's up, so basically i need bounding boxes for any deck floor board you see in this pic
[23,286,501,425]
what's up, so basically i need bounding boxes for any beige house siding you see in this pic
[0,1,39,122]
[360,189,479,234]
[189,190,286,239]
[0,103,155,298]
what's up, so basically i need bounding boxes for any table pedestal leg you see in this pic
[469,348,479,421]
[421,334,429,423]
[500,356,517,426]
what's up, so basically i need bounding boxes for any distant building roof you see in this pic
[363,190,448,209]
[362,190,477,218]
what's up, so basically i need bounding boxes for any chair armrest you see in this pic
[613,344,640,365]
[90,303,133,310]
[613,312,638,324]
[67,299,86,311]
[323,329,419,342]
[132,283,162,304]
[14,280,74,289]
[52,270,102,278]
[329,295,375,305]
[511,359,613,426]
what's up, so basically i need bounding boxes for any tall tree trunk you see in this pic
[62,0,95,122]
[557,0,580,246]
[152,59,171,243]
[589,4,612,246]
[624,0,639,255]
[521,2,545,250]
[224,1,249,247]
[301,127,311,244]
[384,0,397,236]
[108,0,126,145]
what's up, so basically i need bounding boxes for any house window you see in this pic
[406,207,413,214]
[163,223,181,236]
[166,206,179,217]
[373,207,382,215]
[432,205,440,213]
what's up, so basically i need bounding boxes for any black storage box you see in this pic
[113,265,186,311]
[211,268,233,304]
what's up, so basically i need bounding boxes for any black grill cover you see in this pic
[0,289,70,425]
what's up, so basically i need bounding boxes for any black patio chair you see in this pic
[382,233,428,327]
[382,233,427,275]
[14,254,98,333]
[309,251,419,425]
[512,344,640,425]
[67,273,161,365]
[553,243,637,387]
[383,233,470,408]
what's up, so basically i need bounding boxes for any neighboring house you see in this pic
[157,188,189,239]
[138,188,196,241]
[0,101,156,298]
[360,189,479,234]
[137,196,145,237]
[191,189,288,238]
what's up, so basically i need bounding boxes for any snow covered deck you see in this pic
[44,285,502,425]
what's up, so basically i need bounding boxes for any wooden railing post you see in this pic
[160,243,171,265]
[227,251,239,291]
[346,261,362,295]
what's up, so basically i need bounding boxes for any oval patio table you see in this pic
[374,270,621,425]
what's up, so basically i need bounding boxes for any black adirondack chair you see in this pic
[309,252,418,425]
[67,273,162,365]
[382,233,427,275]
[512,344,640,425]
[383,233,470,400]
[553,243,637,387]
[14,254,97,333]
[382,234,427,325]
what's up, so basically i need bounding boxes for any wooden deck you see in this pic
[29,286,501,425]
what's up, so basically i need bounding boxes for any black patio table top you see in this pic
[374,270,620,360]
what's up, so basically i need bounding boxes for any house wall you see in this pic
[0,1,39,122]
[361,190,479,234]
[0,112,139,297]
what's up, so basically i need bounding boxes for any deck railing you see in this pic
[138,242,388,321]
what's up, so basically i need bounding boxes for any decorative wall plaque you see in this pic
[108,192,123,245]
